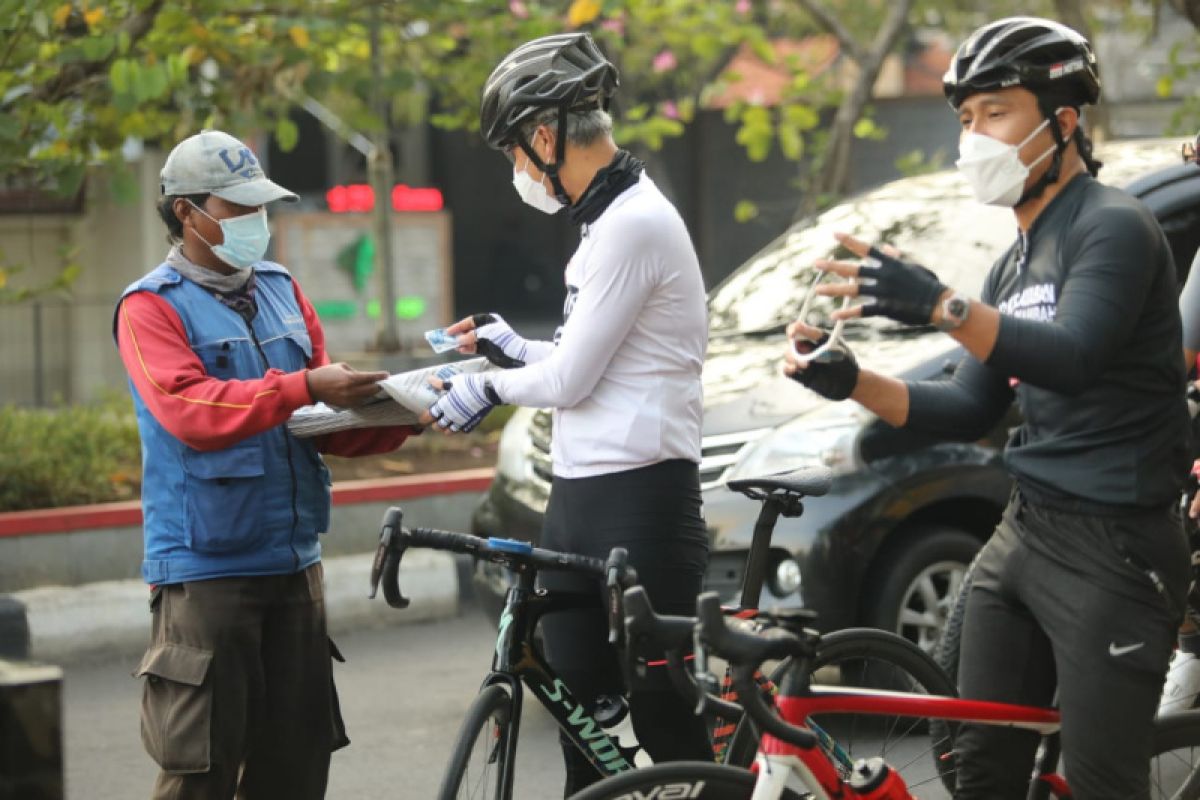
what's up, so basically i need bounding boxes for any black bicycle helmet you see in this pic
[943,17,1101,110]
[480,33,618,204]
[481,32,618,150]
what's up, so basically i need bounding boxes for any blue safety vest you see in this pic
[115,262,331,584]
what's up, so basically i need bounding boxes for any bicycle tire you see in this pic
[438,683,516,800]
[1150,710,1200,800]
[929,550,980,777]
[564,762,808,800]
[723,627,958,794]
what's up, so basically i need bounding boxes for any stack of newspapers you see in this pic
[287,357,493,438]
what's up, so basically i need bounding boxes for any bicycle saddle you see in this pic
[727,466,833,499]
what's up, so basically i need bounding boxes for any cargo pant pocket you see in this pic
[135,642,214,773]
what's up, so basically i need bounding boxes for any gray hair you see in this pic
[519,108,613,148]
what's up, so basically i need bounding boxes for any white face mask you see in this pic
[190,202,271,269]
[955,114,1060,207]
[512,163,564,215]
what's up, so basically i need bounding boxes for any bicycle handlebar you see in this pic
[368,507,639,643]
[695,592,819,750]
[622,586,743,721]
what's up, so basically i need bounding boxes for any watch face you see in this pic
[947,297,968,319]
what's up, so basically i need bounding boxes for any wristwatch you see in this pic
[936,291,970,331]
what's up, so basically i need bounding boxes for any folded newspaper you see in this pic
[287,358,494,438]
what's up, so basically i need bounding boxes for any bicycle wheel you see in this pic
[565,762,808,800]
[438,684,516,800]
[1150,710,1200,800]
[723,627,958,795]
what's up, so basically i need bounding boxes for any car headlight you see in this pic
[726,408,866,482]
[495,407,536,481]
[769,556,803,597]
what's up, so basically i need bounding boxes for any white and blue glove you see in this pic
[427,372,503,433]
[472,313,530,369]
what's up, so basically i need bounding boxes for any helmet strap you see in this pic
[515,106,574,206]
[1016,102,1068,207]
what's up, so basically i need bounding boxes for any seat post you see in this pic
[739,496,785,610]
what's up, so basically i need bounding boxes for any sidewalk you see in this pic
[8,549,460,664]
[0,469,495,664]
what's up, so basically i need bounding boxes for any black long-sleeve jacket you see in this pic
[906,174,1189,509]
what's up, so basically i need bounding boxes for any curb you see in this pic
[11,548,459,665]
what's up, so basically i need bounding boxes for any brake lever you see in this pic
[368,507,411,609]
[692,627,720,716]
[605,547,630,646]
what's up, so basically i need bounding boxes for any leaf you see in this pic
[733,199,758,223]
[52,163,86,198]
[1157,75,1175,98]
[778,123,803,160]
[853,118,885,140]
[289,25,310,49]
[567,0,602,28]
[81,34,115,61]
[166,53,188,84]
[108,59,130,94]
[275,117,299,152]
[783,104,819,131]
[624,103,649,122]
[0,115,19,141]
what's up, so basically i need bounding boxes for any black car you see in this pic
[470,138,1200,653]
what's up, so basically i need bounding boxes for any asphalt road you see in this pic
[63,606,566,799]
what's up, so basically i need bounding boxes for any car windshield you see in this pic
[708,139,1178,337]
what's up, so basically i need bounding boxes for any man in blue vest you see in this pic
[114,130,418,799]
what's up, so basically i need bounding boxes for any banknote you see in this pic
[424,327,460,353]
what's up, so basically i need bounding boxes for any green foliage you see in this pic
[0,394,142,511]
[0,245,80,304]
[1159,38,1200,135]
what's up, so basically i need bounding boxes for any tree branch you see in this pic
[795,0,864,64]
[34,0,166,103]
[0,12,32,74]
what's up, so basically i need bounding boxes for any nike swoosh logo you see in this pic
[1109,641,1146,656]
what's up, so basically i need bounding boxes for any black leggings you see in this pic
[539,459,712,797]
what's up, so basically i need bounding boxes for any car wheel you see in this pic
[866,526,981,656]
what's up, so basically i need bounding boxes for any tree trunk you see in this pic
[794,0,913,218]
[1168,0,1200,28]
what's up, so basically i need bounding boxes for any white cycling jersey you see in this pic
[490,173,707,478]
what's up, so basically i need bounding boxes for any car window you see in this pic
[709,139,1181,336]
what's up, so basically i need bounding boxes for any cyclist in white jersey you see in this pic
[420,32,712,796]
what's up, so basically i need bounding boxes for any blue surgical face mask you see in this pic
[190,201,271,269]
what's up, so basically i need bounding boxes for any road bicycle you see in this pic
[569,590,1200,800]
[369,467,959,799]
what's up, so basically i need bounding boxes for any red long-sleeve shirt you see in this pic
[116,279,416,456]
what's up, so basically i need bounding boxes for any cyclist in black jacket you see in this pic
[784,18,1190,800]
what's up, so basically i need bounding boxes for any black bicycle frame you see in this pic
[480,566,643,799]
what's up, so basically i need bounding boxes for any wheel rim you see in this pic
[895,559,966,655]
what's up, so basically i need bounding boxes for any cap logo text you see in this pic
[218,147,261,179]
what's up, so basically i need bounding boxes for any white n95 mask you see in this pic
[512,165,565,215]
[955,117,1058,207]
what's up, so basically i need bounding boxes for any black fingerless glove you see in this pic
[859,247,947,326]
[788,334,860,401]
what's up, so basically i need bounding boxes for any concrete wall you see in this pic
[0,155,166,406]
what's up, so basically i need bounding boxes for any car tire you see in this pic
[865,525,981,656]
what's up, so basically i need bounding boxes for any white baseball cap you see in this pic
[160,130,298,205]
